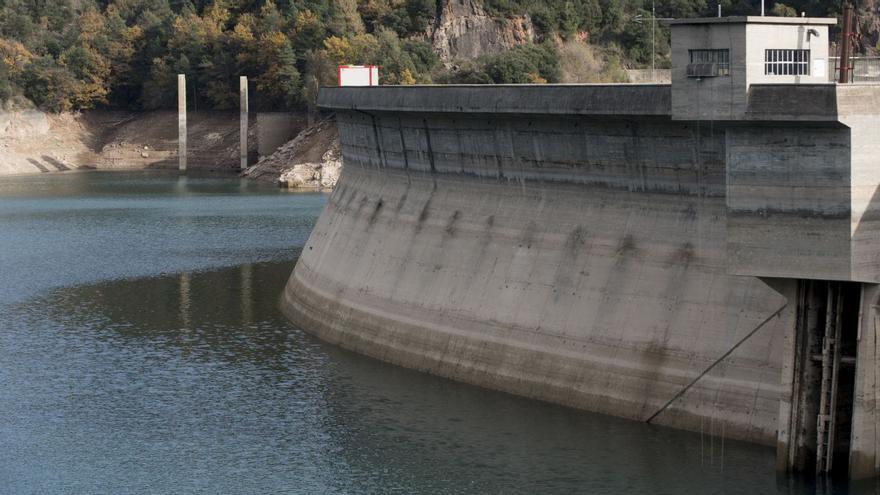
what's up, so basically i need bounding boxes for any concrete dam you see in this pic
[281,16,880,479]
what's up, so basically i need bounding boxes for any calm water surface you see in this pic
[0,172,866,494]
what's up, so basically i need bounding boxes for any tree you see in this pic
[21,56,80,111]
[771,3,798,16]
[483,42,560,84]
[0,62,14,102]
[254,31,301,107]
[329,0,364,35]
[293,9,324,53]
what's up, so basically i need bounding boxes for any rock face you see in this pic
[277,143,341,190]
[0,110,49,139]
[429,0,534,62]
[0,110,99,175]
[243,118,341,190]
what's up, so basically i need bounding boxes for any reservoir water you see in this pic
[0,172,860,494]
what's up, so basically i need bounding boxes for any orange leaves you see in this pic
[0,38,34,75]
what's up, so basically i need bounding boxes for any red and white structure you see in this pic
[337,65,379,87]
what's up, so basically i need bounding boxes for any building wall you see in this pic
[671,20,833,121]
[671,23,747,121]
[745,23,830,85]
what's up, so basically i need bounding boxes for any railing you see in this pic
[828,57,880,82]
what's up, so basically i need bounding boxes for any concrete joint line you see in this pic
[645,303,788,424]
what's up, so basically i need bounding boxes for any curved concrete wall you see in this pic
[282,100,797,445]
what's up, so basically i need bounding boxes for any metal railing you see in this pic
[828,57,880,82]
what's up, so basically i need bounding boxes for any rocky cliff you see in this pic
[428,0,535,62]
[242,118,340,190]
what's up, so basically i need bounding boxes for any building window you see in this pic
[689,49,730,76]
[765,49,810,75]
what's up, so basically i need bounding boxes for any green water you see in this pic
[0,172,862,494]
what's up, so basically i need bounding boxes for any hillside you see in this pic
[2,0,874,116]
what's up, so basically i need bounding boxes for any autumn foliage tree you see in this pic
[0,0,849,112]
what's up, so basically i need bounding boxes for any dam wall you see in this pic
[281,85,839,445]
[284,14,880,479]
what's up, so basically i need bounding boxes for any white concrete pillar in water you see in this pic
[240,76,248,170]
[178,74,187,172]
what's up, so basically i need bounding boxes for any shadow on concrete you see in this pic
[42,155,70,171]
[26,158,49,173]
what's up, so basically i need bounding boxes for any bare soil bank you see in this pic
[242,118,340,190]
[1,109,343,190]
[0,110,259,176]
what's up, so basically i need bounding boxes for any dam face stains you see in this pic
[355,194,369,217]
[415,197,432,234]
[368,198,384,227]
[615,234,637,259]
[422,119,436,174]
[518,221,538,250]
[445,210,461,237]
[553,226,590,298]
[395,191,408,213]
[564,226,588,256]
[674,242,695,264]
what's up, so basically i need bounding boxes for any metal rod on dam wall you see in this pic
[645,304,788,424]
[178,74,187,173]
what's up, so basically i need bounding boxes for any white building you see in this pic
[670,16,836,120]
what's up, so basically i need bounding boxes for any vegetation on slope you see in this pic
[0,0,870,113]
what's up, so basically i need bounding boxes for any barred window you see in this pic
[689,49,730,75]
[765,49,810,75]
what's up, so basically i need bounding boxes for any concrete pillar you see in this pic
[240,76,248,170]
[849,284,880,479]
[178,74,187,172]
[765,278,802,474]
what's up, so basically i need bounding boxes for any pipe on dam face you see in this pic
[282,105,796,446]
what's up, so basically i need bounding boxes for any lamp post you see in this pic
[633,1,674,81]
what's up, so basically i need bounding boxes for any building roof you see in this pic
[668,16,837,25]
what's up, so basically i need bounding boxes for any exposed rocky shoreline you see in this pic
[242,118,340,190]
[0,108,341,189]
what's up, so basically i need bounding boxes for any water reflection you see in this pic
[2,259,867,494]
[0,171,324,304]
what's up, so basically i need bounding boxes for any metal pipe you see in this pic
[838,3,854,84]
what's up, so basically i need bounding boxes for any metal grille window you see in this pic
[765,49,810,75]
[689,49,730,76]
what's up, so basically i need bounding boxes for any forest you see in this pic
[0,0,866,112]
